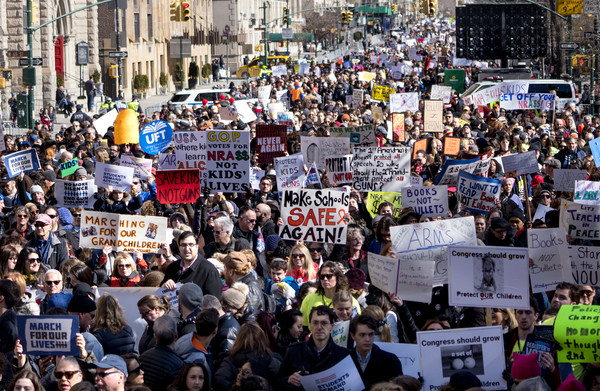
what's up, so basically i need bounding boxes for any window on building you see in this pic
[134,13,140,42]
[147,14,153,40]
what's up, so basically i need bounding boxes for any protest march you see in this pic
[1,12,600,391]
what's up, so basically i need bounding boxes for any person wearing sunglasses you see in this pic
[579,285,597,305]
[110,253,140,288]
[39,269,64,314]
[25,213,69,270]
[54,356,84,391]
[286,244,318,284]
[92,354,128,391]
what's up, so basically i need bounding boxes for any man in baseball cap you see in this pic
[93,354,128,391]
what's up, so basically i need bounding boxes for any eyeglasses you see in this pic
[30,210,39,215]
[320,274,334,280]
[129,366,142,375]
[541,195,552,199]
[35,223,48,228]
[45,280,61,285]
[245,218,256,223]
[580,290,594,296]
[27,257,40,264]
[292,254,305,258]
[55,371,81,380]
[309,247,323,252]
[95,371,119,378]
[72,213,81,217]
[17,214,28,219]
[47,214,58,219]
[118,264,131,269]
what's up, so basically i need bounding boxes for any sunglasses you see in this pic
[129,366,142,375]
[72,213,81,217]
[118,264,131,268]
[320,274,334,280]
[47,214,58,219]
[17,214,28,218]
[55,371,80,380]
[292,254,305,258]
[35,223,48,228]
[95,371,119,378]
[580,290,594,296]
[27,257,40,264]
[310,247,323,252]
[45,280,61,285]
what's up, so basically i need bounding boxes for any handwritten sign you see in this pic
[424,100,444,133]
[161,131,206,171]
[390,93,419,113]
[256,125,287,164]
[443,136,462,157]
[17,315,79,356]
[329,125,376,146]
[528,228,573,293]
[434,156,481,186]
[275,154,305,190]
[500,93,556,111]
[554,305,600,363]
[325,155,353,185]
[271,65,287,77]
[560,200,600,239]
[60,158,79,177]
[155,169,201,204]
[369,252,434,303]
[352,147,411,192]
[431,85,452,103]
[55,179,97,208]
[3,149,40,178]
[372,85,396,102]
[569,246,600,286]
[205,130,251,192]
[553,169,587,192]
[392,113,405,142]
[331,320,350,347]
[120,154,152,180]
[574,180,600,205]
[95,162,134,192]
[502,151,539,176]
[301,137,351,170]
[401,186,448,218]
[457,170,502,215]
[366,192,402,218]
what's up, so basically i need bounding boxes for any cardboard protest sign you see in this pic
[456,170,501,215]
[574,180,600,205]
[560,200,600,240]
[300,356,364,391]
[418,326,507,390]
[325,155,353,185]
[95,162,134,192]
[434,156,482,186]
[502,151,539,176]
[60,158,79,177]
[424,100,444,133]
[358,71,376,81]
[443,136,462,157]
[366,192,402,218]
[205,130,251,192]
[528,228,572,293]
[391,217,477,285]
[280,189,349,244]
[17,315,79,356]
[257,85,271,106]
[234,100,257,123]
[431,85,452,103]
[376,343,420,378]
[256,125,287,164]
[499,93,555,111]
[352,147,411,192]
[462,80,528,106]
[120,154,152,180]
[352,89,364,107]
[156,169,201,204]
[392,113,405,142]
[448,245,530,309]
[329,125,376,146]
[554,305,600,363]
[331,320,350,347]
[589,137,600,167]
[372,84,395,101]
[369,252,435,303]
[569,246,600,285]
[275,154,305,190]
[139,120,173,155]
[390,92,419,113]
[80,210,168,253]
[301,137,351,170]
[218,106,238,121]
[412,137,431,159]
[3,149,41,178]
[554,169,587,192]
[401,185,448,218]
[55,179,97,209]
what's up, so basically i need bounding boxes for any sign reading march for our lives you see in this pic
[528,228,573,293]
[560,200,600,240]
[299,356,364,391]
[554,305,600,363]
[456,170,501,215]
[569,246,600,286]
[3,149,40,178]
[60,158,79,177]
[205,130,251,193]
[499,93,556,111]
[275,154,305,191]
[280,189,349,245]
[448,245,530,309]
[574,180,600,206]
[139,120,173,155]
[54,179,97,209]
[80,210,168,253]
[366,192,402,218]
[95,162,134,192]
[17,315,79,356]
[391,217,477,285]
[401,185,448,218]
[325,155,353,185]
[418,326,507,391]
[155,169,201,204]
[352,147,411,192]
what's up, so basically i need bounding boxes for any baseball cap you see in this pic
[93,354,128,377]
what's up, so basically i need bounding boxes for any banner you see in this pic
[574,180,600,205]
[352,147,411,192]
[325,155,353,185]
[554,169,587,192]
[401,185,449,218]
[448,245,530,309]
[156,169,201,204]
[3,149,40,178]
[160,131,206,171]
[80,210,168,253]
[275,154,306,191]
[502,151,539,176]
[424,100,444,133]
[431,85,452,103]
[390,93,419,113]
[55,179,97,209]
[417,326,507,391]
[499,93,556,111]
[331,320,350,347]
[569,246,600,285]
[329,125,376,146]
[120,154,153,180]
[434,157,482,186]
[560,200,600,239]
[554,305,600,363]
[301,137,351,170]
[300,356,364,391]
[366,192,402,218]
[94,162,134,192]
[17,315,79,356]
[392,113,405,142]
[256,125,287,164]
[462,81,528,106]
[60,158,79,177]
[369,252,435,303]
[391,217,477,285]
[376,343,420,378]
[205,130,251,192]
[280,189,349,244]
[372,84,396,102]
[457,170,502,214]
[139,120,173,155]
[528,228,573,293]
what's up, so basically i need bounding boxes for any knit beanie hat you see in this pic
[511,353,541,381]
[221,282,249,310]
[179,283,204,311]
[556,374,585,391]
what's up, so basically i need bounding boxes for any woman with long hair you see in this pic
[275,309,304,357]
[0,246,19,278]
[338,227,369,279]
[362,305,393,342]
[91,294,135,355]
[255,311,278,351]
[110,252,141,287]
[7,369,44,391]
[137,294,175,354]
[69,262,95,288]
[167,362,209,391]
[15,247,46,288]
[286,243,318,284]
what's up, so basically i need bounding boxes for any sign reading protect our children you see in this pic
[554,305,600,363]
[17,315,79,356]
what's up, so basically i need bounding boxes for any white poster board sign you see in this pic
[574,180,600,206]
[528,228,573,293]
[559,200,600,240]
[274,154,305,191]
[205,130,251,192]
[569,246,600,286]
[55,179,97,209]
[369,252,434,303]
[301,137,351,170]
[375,342,420,378]
[352,147,411,192]
[299,356,364,391]
[94,162,134,192]
[401,185,448,218]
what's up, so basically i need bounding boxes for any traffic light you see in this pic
[347,11,353,22]
[109,65,119,79]
[170,0,180,21]
[427,0,437,15]
[282,7,289,25]
[181,1,191,22]
[420,0,428,14]
[341,11,347,23]
[31,1,39,24]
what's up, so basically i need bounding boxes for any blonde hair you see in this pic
[287,244,317,280]
[5,272,26,297]
[363,305,392,343]
[240,249,257,269]
[222,252,250,276]
[112,252,136,277]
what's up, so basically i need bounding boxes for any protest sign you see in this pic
[390,92,419,113]
[528,228,572,293]
[256,125,287,164]
[205,130,251,192]
[93,109,118,136]
[443,136,462,157]
[431,85,452,103]
[17,315,79,356]
[366,192,402,218]
[120,154,152,180]
[533,204,553,223]
[372,106,383,123]
[569,246,600,285]
[154,283,182,310]
[271,65,287,77]
[424,100,444,133]
[401,185,448,218]
[55,179,97,209]
[234,100,257,123]
[391,217,477,285]
[331,320,350,347]
[411,176,424,186]
[554,305,600,363]
[155,169,201,204]
[418,326,507,390]
[372,84,395,101]
[3,149,40,178]
[499,93,555,111]
[301,137,351,169]
[448,245,530,309]
[369,252,435,303]
[304,163,321,187]
[218,106,238,121]
[139,120,173,155]
[257,85,271,106]
[60,158,79,177]
[352,147,411,192]
[300,356,364,391]
[325,155,353,185]
[574,180,600,206]
[392,113,405,142]
[502,151,538,176]
[412,137,431,159]
[329,125,376,146]
[376,343,420,378]
[456,170,501,214]
[80,210,168,253]
[434,156,481,186]
[275,154,305,190]
[590,137,600,167]
[94,162,134,192]
[462,80,528,106]
[280,189,349,244]
[160,131,207,171]
[560,200,600,239]
[352,89,364,108]
[250,169,265,190]
[276,112,294,130]
[554,169,587,192]
[358,71,376,81]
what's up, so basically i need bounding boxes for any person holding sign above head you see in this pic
[26,213,69,270]
[93,354,128,391]
[93,185,142,215]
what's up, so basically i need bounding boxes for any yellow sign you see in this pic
[366,192,402,218]
[254,45,263,52]
[554,305,600,362]
[557,0,583,15]
[372,85,395,102]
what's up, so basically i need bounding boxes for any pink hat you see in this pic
[35,213,53,226]
[557,374,585,391]
[511,353,541,381]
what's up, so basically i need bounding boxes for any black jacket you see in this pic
[0,309,17,354]
[139,344,184,391]
[238,272,265,313]
[161,255,223,298]
[26,232,69,270]
[92,325,136,355]
[350,344,403,389]
[214,352,281,391]
[210,312,240,370]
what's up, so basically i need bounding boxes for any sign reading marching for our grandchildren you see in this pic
[280,189,349,244]
[352,147,411,192]
[205,130,251,193]
[17,315,79,356]
[401,185,448,218]
[3,149,40,178]
[457,170,502,215]
[155,169,201,204]
[94,162,134,192]
[528,228,573,293]
[55,179,97,208]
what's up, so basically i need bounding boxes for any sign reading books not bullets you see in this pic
[448,245,530,309]
[528,228,573,293]
[418,326,507,391]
